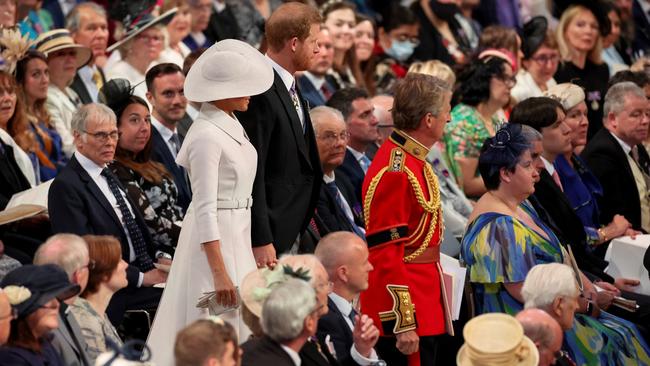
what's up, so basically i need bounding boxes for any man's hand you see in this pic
[352,314,379,357]
[614,277,641,292]
[594,281,621,297]
[142,269,168,286]
[396,330,419,355]
[253,243,277,268]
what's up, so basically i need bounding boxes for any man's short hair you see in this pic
[66,2,107,33]
[146,63,183,93]
[261,279,317,342]
[310,106,344,134]
[603,81,646,119]
[71,103,116,133]
[326,88,370,122]
[265,2,321,53]
[315,232,362,279]
[34,234,88,277]
[183,48,206,76]
[392,73,450,130]
[522,263,579,310]
[174,319,239,366]
[608,70,650,90]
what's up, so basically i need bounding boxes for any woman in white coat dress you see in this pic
[147,39,274,364]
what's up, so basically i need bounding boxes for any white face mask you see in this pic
[385,40,416,62]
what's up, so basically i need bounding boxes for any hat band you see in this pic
[466,340,531,366]
[35,33,72,50]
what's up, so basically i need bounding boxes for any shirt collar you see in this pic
[323,172,335,183]
[213,0,226,12]
[280,344,302,366]
[329,292,353,317]
[266,55,294,92]
[347,146,365,162]
[78,65,97,80]
[303,71,326,90]
[610,130,633,155]
[540,156,556,176]
[75,151,106,179]
[151,115,175,140]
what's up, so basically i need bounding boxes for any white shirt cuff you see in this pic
[350,344,379,365]
[137,272,144,287]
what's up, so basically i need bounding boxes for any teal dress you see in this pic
[461,201,650,365]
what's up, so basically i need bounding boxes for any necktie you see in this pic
[169,133,181,155]
[551,170,563,192]
[359,154,371,174]
[101,168,155,272]
[320,83,332,100]
[92,69,103,90]
[326,181,365,239]
[289,81,304,131]
[348,307,357,326]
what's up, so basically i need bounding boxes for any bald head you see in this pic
[516,309,563,366]
[371,95,394,144]
[0,291,11,344]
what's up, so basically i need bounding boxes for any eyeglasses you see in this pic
[392,34,420,46]
[80,259,96,271]
[496,74,517,87]
[317,131,350,145]
[136,34,163,43]
[0,308,17,321]
[530,54,560,65]
[83,130,119,142]
[553,350,570,363]
[316,281,334,294]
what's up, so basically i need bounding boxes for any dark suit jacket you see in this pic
[0,141,32,209]
[150,127,191,213]
[336,150,365,205]
[316,297,359,366]
[50,304,91,366]
[0,339,64,366]
[633,0,650,55]
[241,336,295,366]
[238,70,322,254]
[176,113,193,141]
[70,68,106,105]
[183,34,213,52]
[297,75,335,109]
[204,4,241,43]
[43,0,78,29]
[300,338,340,366]
[315,175,363,237]
[531,170,612,282]
[48,155,157,287]
[581,129,650,231]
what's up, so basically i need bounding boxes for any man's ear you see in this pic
[290,37,299,52]
[551,297,563,318]
[145,91,154,104]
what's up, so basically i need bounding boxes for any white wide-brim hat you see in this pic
[456,313,539,366]
[184,39,274,103]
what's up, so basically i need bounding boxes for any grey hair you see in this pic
[315,231,364,279]
[66,2,107,33]
[310,106,345,135]
[522,263,579,310]
[261,279,317,342]
[34,234,88,278]
[521,124,542,143]
[603,81,646,121]
[71,103,117,134]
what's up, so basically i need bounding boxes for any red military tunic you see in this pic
[360,130,451,343]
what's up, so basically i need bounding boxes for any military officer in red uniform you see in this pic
[360,73,453,366]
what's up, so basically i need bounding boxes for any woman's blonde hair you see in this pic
[408,60,456,87]
[556,5,603,65]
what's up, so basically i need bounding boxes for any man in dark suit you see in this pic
[314,232,381,366]
[238,3,323,267]
[184,0,214,51]
[67,3,109,104]
[204,0,241,43]
[327,88,379,203]
[311,107,365,238]
[582,82,650,233]
[633,0,650,55]
[48,104,167,324]
[145,63,192,214]
[242,279,321,366]
[43,0,80,29]
[297,26,337,108]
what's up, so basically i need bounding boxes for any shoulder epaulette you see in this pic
[389,148,405,172]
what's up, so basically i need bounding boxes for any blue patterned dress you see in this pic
[461,201,650,365]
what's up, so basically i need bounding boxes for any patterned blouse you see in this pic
[69,298,123,364]
[443,103,502,185]
[110,160,183,252]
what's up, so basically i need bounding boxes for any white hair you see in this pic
[34,234,89,277]
[71,103,116,135]
[261,279,317,342]
[310,106,345,135]
[603,81,646,121]
[522,263,579,310]
[66,2,107,34]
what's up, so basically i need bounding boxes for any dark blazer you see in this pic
[531,170,612,281]
[48,155,157,287]
[0,141,32,209]
[204,4,241,43]
[316,297,359,366]
[150,127,191,213]
[336,150,365,205]
[581,129,650,231]
[633,0,650,55]
[297,75,335,108]
[0,339,64,366]
[300,338,340,366]
[176,113,194,141]
[50,305,91,366]
[241,336,295,366]
[70,68,106,105]
[315,175,363,237]
[43,0,78,29]
[183,34,213,52]
[238,69,322,254]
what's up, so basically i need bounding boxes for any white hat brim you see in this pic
[184,39,274,103]
[106,8,178,53]
[456,335,539,366]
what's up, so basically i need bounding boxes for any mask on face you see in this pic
[385,40,415,62]
[429,0,460,22]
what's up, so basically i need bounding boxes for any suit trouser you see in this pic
[376,335,439,366]
[107,286,163,326]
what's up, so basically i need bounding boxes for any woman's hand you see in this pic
[605,215,632,239]
[212,270,238,307]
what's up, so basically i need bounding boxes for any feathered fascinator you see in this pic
[0,28,34,74]
[99,78,136,111]
[478,123,531,177]
[240,265,312,317]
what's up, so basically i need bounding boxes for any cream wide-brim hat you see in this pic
[34,29,92,69]
[456,313,539,366]
[184,39,274,103]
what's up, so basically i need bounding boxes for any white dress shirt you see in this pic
[280,344,302,366]
[77,65,101,103]
[267,55,305,126]
[151,116,178,158]
[540,156,557,177]
[328,293,380,365]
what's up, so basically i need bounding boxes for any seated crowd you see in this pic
[1,0,650,366]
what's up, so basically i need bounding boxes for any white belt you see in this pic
[217,197,253,209]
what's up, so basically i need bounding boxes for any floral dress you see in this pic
[110,161,182,253]
[443,103,501,185]
[461,201,650,365]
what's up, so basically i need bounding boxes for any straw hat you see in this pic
[34,29,92,69]
[184,39,274,103]
[457,313,539,366]
[544,83,586,111]
[107,7,178,53]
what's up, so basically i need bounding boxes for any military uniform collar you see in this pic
[389,130,429,161]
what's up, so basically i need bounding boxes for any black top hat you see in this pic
[1,264,80,318]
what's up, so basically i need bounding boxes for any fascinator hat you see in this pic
[478,123,531,179]
[544,83,586,111]
[184,39,274,103]
[521,16,548,60]
[107,0,177,53]
[457,313,539,366]
[240,265,312,317]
